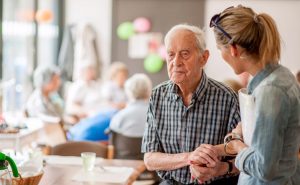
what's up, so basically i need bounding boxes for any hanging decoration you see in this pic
[133,17,151,33]
[117,22,135,40]
[144,54,164,73]
[35,9,53,23]
[118,16,165,73]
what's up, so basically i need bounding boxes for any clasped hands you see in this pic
[188,124,243,184]
[188,144,223,184]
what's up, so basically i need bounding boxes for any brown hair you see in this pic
[213,5,281,66]
[223,79,243,93]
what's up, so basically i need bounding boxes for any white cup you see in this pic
[81,152,96,172]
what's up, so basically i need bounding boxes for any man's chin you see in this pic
[171,79,185,85]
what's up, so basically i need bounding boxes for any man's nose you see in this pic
[173,55,182,66]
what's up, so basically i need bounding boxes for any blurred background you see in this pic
[0,0,299,121]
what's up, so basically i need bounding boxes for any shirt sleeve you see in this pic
[235,85,290,181]
[141,95,162,153]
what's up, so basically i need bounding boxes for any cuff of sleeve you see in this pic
[235,147,254,175]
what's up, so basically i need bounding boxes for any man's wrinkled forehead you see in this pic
[166,30,197,50]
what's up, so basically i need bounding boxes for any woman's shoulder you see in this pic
[261,65,298,91]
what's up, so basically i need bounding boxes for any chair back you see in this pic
[50,141,109,158]
[109,131,160,183]
[109,131,143,160]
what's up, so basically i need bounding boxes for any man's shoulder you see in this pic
[207,78,238,99]
[152,80,173,94]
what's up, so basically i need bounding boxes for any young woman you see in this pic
[209,5,299,185]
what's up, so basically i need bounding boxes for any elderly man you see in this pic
[142,24,240,185]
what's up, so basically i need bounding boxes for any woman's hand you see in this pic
[190,160,228,184]
[231,122,243,136]
[188,144,220,168]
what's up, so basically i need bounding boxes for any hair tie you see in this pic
[253,14,259,23]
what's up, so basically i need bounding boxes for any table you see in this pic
[0,118,68,152]
[39,157,146,185]
[0,118,44,151]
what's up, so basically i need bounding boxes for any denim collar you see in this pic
[247,63,280,94]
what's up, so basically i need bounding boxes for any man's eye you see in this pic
[181,52,189,58]
[168,53,174,59]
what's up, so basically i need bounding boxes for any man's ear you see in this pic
[230,44,238,57]
[201,50,209,65]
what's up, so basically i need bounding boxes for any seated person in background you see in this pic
[26,65,64,122]
[67,109,117,141]
[67,73,152,143]
[66,63,102,118]
[110,73,152,138]
[108,73,159,182]
[101,61,129,110]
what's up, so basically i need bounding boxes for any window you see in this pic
[1,0,62,124]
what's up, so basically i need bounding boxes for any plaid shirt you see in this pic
[142,72,240,184]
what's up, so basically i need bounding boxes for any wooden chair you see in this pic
[109,130,143,160]
[108,131,159,184]
[58,119,72,141]
[50,141,114,159]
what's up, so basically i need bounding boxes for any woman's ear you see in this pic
[230,44,238,57]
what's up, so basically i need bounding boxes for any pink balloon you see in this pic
[158,45,167,60]
[133,17,151,33]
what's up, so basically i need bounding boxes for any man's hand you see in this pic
[188,144,219,167]
[190,160,228,184]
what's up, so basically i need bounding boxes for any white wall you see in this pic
[64,0,300,81]
[65,0,112,68]
[204,0,300,82]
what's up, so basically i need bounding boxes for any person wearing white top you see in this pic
[66,64,103,117]
[26,65,64,122]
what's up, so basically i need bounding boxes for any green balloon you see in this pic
[117,22,135,40]
[144,54,164,73]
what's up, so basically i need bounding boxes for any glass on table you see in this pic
[81,152,96,172]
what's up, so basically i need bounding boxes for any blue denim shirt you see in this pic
[235,64,300,185]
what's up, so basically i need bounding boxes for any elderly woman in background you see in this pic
[110,73,152,137]
[26,65,64,122]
